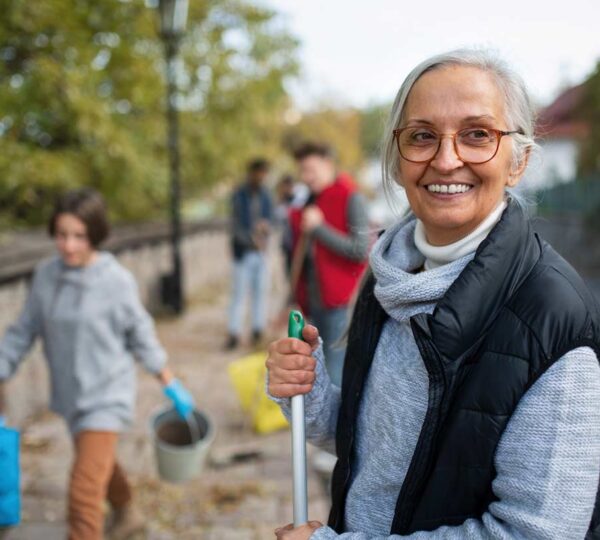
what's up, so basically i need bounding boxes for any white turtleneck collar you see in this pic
[414,200,507,270]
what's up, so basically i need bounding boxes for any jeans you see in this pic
[68,431,132,540]
[311,306,349,387]
[228,251,269,337]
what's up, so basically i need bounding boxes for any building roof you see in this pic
[536,84,589,140]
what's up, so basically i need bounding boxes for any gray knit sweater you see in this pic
[274,216,600,539]
[0,253,167,433]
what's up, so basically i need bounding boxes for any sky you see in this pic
[262,0,600,111]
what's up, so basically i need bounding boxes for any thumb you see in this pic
[302,324,320,350]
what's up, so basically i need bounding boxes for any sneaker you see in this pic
[106,503,146,540]
[224,334,239,350]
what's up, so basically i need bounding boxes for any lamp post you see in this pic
[158,0,188,314]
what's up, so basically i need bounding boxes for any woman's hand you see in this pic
[159,368,196,419]
[163,379,196,419]
[275,521,323,539]
[267,325,320,398]
[252,219,271,250]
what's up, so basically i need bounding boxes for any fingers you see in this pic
[267,352,315,373]
[270,337,313,356]
[267,362,316,398]
[270,367,315,387]
[302,325,320,349]
[266,337,317,398]
[274,523,293,539]
[274,522,322,539]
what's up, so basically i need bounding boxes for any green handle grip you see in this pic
[288,310,305,340]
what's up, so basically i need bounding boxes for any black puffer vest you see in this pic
[328,201,600,537]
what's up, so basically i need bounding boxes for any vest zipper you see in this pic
[390,315,447,534]
[332,287,385,532]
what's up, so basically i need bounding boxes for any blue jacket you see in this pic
[230,183,273,260]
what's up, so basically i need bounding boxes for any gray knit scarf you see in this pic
[369,215,475,322]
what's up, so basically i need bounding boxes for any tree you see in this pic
[0,0,298,227]
[281,107,365,175]
[577,60,600,178]
[359,102,390,159]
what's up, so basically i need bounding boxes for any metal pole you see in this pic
[164,37,184,314]
[292,394,308,526]
[288,311,308,526]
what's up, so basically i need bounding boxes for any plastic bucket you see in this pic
[150,406,215,484]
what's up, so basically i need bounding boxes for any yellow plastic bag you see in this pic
[227,352,289,434]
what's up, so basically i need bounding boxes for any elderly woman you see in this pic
[267,49,600,540]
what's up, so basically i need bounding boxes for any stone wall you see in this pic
[0,222,230,426]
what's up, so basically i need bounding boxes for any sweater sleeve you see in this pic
[310,346,600,540]
[268,343,341,455]
[120,273,168,375]
[312,193,370,262]
[0,274,42,381]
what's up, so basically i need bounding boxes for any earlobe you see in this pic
[507,148,531,187]
[506,173,520,188]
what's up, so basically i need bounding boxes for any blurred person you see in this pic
[275,174,309,277]
[0,188,195,540]
[289,142,369,387]
[275,175,297,277]
[275,175,297,220]
[268,49,600,539]
[226,158,274,349]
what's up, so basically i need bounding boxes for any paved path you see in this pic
[2,266,330,539]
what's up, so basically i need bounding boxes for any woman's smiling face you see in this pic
[398,65,527,245]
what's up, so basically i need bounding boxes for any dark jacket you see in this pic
[328,201,600,536]
[230,183,273,260]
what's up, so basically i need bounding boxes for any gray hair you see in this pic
[382,48,538,203]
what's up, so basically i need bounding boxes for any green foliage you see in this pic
[359,102,390,159]
[281,107,365,175]
[0,0,299,227]
[577,60,600,177]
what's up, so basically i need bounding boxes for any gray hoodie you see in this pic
[0,253,167,433]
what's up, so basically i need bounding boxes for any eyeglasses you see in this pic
[393,126,523,165]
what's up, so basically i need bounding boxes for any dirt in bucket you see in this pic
[157,419,203,447]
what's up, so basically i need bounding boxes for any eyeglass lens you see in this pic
[397,127,500,163]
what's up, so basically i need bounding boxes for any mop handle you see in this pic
[288,310,308,527]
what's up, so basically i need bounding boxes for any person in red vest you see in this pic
[289,142,369,386]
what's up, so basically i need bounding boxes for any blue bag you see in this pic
[0,416,20,527]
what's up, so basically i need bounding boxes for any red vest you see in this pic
[289,176,367,313]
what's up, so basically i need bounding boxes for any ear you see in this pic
[506,147,531,188]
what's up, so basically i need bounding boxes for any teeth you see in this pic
[426,184,472,194]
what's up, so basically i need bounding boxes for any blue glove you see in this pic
[163,379,195,419]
